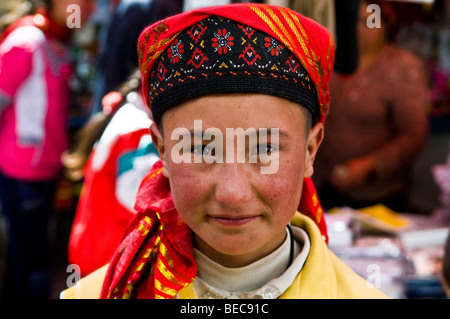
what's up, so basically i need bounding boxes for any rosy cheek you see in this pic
[264,159,304,205]
[267,178,298,203]
[169,165,210,208]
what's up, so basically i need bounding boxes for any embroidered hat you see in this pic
[138,3,335,124]
[147,15,319,124]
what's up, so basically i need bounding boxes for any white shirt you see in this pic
[191,225,311,299]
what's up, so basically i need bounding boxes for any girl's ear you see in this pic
[150,123,169,178]
[304,122,324,178]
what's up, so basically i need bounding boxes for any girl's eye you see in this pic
[191,145,214,156]
[253,144,278,156]
[259,144,273,155]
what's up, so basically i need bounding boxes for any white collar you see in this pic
[192,225,310,299]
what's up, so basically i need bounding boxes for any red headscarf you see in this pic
[101,3,334,299]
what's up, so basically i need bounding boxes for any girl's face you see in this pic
[151,93,323,267]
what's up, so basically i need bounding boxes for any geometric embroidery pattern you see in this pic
[148,15,317,116]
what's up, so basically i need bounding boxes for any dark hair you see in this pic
[63,70,142,181]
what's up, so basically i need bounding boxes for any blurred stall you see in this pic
[326,204,450,298]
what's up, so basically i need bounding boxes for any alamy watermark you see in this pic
[170,120,280,175]
[65,262,385,292]
[366,263,382,289]
[366,4,381,29]
[66,3,382,29]
[66,264,81,288]
[66,4,82,29]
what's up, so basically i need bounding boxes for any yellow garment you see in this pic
[61,212,388,299]
[179,213,387,299]
[60,264,108,299]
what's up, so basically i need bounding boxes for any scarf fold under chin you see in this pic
[100,160,197,299]
[100,160,327,299]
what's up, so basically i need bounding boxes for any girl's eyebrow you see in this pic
[255,128,289,139]
[187,128,290,139]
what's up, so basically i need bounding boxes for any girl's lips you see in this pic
[209,215,259,227]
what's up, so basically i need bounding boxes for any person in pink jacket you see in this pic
[0,0,96,298]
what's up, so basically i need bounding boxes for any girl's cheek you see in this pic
[170,165,211,200]
[263,158,304,202]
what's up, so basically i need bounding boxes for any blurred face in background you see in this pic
[49,0,97,27]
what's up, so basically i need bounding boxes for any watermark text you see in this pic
[170,120,279,174]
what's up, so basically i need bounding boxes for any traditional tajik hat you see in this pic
[145,15,319,124]
[138,3,334,124]
[101,3,335,299]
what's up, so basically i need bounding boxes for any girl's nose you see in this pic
[214,163,253,209]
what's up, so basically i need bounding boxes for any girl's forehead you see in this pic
[165,94,307,122]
